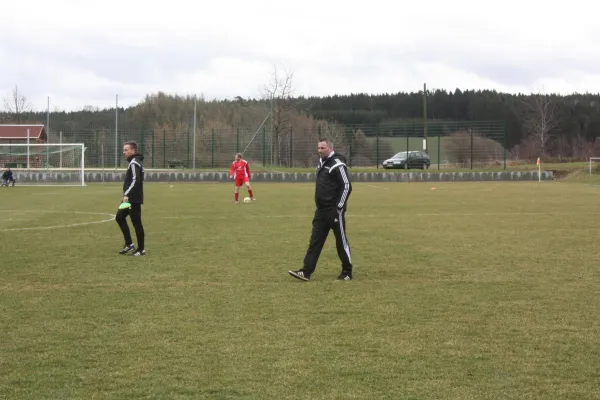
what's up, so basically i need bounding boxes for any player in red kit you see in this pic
[229,153,255,203]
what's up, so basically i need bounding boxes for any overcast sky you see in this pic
[0,0,596,111]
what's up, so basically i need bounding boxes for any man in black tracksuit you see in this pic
[289,138,353,281]
[116,141,146,256]
[1,167,15,186]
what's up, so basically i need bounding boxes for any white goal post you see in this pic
[0,143,86,186]
[589,157,600,174]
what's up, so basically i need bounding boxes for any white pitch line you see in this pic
[0,211,115,232]
[0,210,112,215]
[1,216,115,232]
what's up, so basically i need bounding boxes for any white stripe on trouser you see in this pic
[338,167,350,208]
[338,211,351,263]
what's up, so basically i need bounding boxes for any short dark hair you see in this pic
[318,138,333,148]
[124,141,138,151]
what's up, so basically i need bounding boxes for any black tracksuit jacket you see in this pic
[123,154,144,204]
[314,152,352,211]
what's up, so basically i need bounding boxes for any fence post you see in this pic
[95,131,99,168]
[151,131,155,168]
[262,126,266,167]
[289,127,293,168]
[236,127,240,153]
[470,129,473,170]
[59,131,63,168]
[503,121,507,170]
[376,129,380,169]
[26,128,30,169]
[163,130,166,168]
[437,136,440,170]
[211,128,215,169]
[347,129,353,168]
[141,131,145,156]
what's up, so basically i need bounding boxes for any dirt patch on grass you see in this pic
[551,170,572,179]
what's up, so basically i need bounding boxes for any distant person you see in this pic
[288,138,353,281]
[229,153,255,203]
[1,167,15,187]
[115,141,146,256]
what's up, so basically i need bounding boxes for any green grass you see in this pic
[2,181,600,399]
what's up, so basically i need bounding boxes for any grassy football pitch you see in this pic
[1,181,600,399]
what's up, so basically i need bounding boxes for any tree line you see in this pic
[3,81,600,166]
[301,89,600,159]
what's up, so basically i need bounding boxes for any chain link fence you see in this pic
[38,119,507,170]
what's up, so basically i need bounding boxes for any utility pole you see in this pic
[270,94,274,166]
[192,95,197,171]
[423,83,428,153]
[46,96,50,139]
[115,94,118,169]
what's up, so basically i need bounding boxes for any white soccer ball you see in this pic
[243,197,252,203]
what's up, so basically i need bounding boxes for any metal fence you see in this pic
[44,120,506,170]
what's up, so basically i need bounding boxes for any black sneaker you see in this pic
[337,271,352,280]
[288,269,311,281]
[119,244,135,254]
[131,250,146,256]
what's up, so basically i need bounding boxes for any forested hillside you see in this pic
[304,89,600,157]
[3,88,600,167]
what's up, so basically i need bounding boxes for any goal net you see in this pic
[0,143,86,186]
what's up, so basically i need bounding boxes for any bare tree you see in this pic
[522,93,560,157]
[320,121,349,156]
[3,85,31,123]
[261,65,296,165]
[82,105,100,112]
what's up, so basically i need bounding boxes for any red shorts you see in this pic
[235,177,249,186]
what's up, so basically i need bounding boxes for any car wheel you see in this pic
[403,163,408,170]
[422,162,428,169]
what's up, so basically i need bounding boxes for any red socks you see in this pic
[235,191,253,201]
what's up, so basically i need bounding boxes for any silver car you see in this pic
[382,151,430,169]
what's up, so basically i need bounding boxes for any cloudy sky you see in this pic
[0,0,596,111]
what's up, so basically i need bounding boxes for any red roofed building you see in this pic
[0,125,48,167]
[0,124,47,144]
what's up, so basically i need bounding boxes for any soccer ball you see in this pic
[243,197,252,203]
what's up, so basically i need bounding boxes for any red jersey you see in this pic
[230,159,251,179]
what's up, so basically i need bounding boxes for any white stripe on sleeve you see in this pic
[123,160,139,196]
